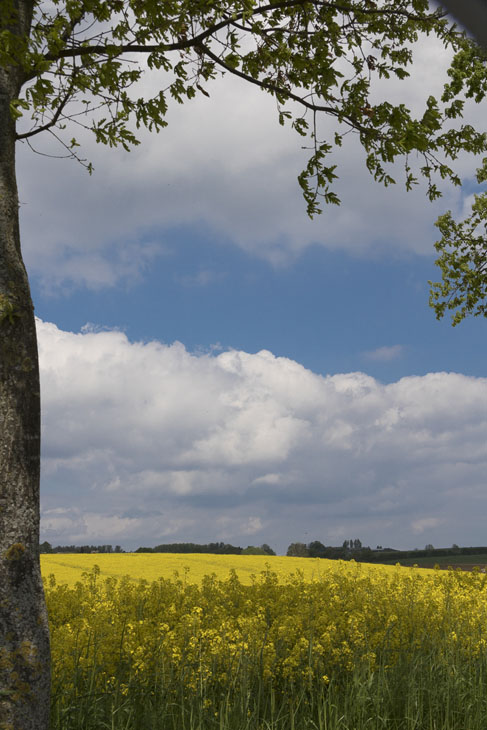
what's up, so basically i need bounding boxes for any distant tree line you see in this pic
[285,541,487,562]
[370,545,487,561]
[39,541,277,555]
[286,539,374,560]
[40,540,487,561]
[136,542,276,556]
[39,542,123,553]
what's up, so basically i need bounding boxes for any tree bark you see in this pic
[0,3,51,729]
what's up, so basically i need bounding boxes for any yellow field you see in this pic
[44,553,487,728]
[40,552,427,586]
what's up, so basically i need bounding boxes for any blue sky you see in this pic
[32,227,487,385]
[18,17,487,555]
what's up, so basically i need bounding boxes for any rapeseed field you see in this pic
[43,555,487,730]
[41,552,408,586]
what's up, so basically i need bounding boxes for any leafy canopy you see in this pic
[428,40,487,326]
[429,182,487,326]
[3,0,487,318]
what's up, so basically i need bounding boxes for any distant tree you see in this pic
[286,543,310,558]
[260,544,276,556]
[324,546,347,559]
[343,538,363,551]
[425,544,435,551]
[356,546,373,561]
[308,540,327,558]
[39,541,52,553]
[242,546,267,555]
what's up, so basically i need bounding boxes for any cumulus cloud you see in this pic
[38,319,487,553]
[16,31,478,291]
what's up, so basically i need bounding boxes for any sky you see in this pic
[17,5,487,555]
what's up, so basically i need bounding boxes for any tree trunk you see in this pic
[0,3,51,729]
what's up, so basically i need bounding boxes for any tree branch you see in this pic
[198,40,373,137]
[38,0,446,65]
[15,80,74,140]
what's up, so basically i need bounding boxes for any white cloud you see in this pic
[16,31,480,291]
[242,517,264,536]
[252,474,281,486]
[176,269,226,287]
[411,517,445,535]
[364,345,404,362]
[38,319,487,553]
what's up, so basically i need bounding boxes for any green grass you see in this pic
[50,660,487,730]
[50,650,487,730]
